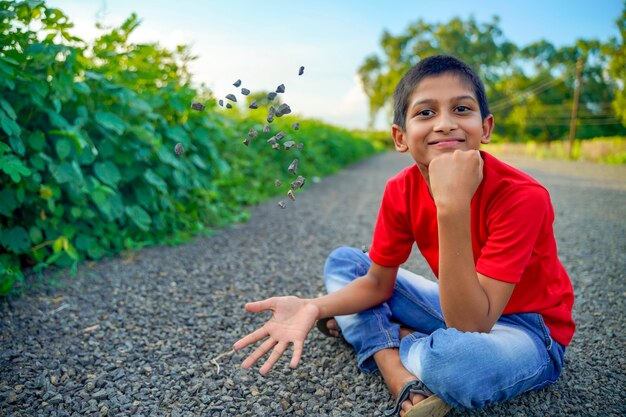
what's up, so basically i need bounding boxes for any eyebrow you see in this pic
[411,95,477,108]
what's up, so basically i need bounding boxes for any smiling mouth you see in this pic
[428,138,465,145]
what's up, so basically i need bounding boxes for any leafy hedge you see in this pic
[0,1,381,295]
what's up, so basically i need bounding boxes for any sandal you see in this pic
[384,380,451,417]
[315,317,341,338]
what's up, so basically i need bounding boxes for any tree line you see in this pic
[357,10,626,142]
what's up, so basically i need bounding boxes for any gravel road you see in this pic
[1,151,625,417]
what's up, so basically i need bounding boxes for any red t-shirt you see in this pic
[369,151,575,346]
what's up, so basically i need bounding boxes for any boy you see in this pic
[233,55,575,417]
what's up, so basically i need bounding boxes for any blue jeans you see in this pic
[323,246,566,409]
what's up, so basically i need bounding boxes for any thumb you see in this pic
[245,298,274,313]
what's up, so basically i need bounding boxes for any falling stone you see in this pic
[274,179,282,187]
[226,103,232,109]
[241,88,250,95]
[226,94,237,102]
[277,201,287,209]
[275,103,291,117]
[263,124,271,133]
[218,99,224,107]
[267,115,274,123]
[271,143,280,150]
[298,66,305,76]
[267,137,277,145]
[291,176,306,190]
[292,122,300,130]
[283,140,295,150]
[248,128,258,138]
[174,143,184,155]
[233,79,242,87]
[191,102,205,111]
[297,143,303,150]
[288,159,299,175]
[243,138,250,146]
[275,131,285,141]
[267,92,277,101]
[276,84,285,93]
[249,100,258,109]
[287,190,295,202]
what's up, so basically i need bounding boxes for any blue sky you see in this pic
[49,0,623,129]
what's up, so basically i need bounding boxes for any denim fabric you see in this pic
[323,246,566,409]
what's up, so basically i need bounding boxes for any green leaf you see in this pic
[28,131,46,151]
[144,169,167,193]
[9,135,25,156]
[125,205,152,231]
[0,226,30,253]
[0,99,17,120]
[0,155,32,182]
[29,226,43,244]
[0,109,21,137]
[95,111,127,135]
[0,189,18,216]
[74,82,90,95]
[55,138,72,159]
[94,161,121,187]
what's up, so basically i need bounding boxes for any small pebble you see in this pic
[267,137,277,145]
[275,131,285,141]
[292,122,300,130]
[174,143,184,155]
[283,141,295,150]
[287,190,295,202]
[243,138,250,146]
[225,94,237,102]
[267,115,274,123]
[274,179,282,187]
[276,84,285,93]
[291,176,306,190]
[267,92,277,101]
[191,102,205,111]
[249,100,258,109]
[241,88,250,95]
[275,103,292,117]
[248,128,258,138]
[218,99,224,107]
[263,124,271,133]
[233,79,242,87]
[288,159,299,175]
[298,66,305,75]
[297,143,303,150]
[226,103,232,109]
[277,201,287,209]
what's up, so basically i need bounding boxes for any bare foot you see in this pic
[323,318,341,338]
[374,348,426,417]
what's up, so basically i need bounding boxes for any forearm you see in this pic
[437,205,491,332]
[305,274,392,320]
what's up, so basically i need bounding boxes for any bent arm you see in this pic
[307,262,399,320]
[437,205,514,332]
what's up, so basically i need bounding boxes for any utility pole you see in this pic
[568,57,583,158]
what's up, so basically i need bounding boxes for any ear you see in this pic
[391,124,408,152]
[481,114,494,144]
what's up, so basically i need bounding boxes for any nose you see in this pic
[433,112,458,134]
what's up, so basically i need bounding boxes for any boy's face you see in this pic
[392,73,494,170]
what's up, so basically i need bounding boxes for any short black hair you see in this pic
[393,55,490,130]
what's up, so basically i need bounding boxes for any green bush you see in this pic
[0,1,380,295]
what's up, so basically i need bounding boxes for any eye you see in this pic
[416,109,434,117]
[455,105,470,113]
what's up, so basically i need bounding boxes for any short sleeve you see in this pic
[368,179,415,267]
[476,185,552,283]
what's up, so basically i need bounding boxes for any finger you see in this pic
[260,342,289,375]
[241,338,276,369]
[245,298,275,313]
[290,340,304,369]
[233,326,269,351]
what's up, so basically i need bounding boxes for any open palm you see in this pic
[233,296,320,375]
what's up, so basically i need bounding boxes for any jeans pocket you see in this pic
[533,313,553,351]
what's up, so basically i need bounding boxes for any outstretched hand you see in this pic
[233,296,319,375]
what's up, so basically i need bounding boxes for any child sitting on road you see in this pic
[234,55,575,417]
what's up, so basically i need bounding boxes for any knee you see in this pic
[407,329,491,409]
[323,246,368,290]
